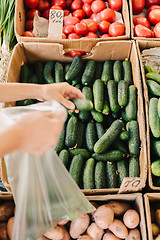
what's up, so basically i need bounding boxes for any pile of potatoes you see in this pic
[151,203,160,240]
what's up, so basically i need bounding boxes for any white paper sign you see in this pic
[48,9,64,39]
[118,177,145,194]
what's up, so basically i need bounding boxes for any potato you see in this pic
[103,232,121,240]
[109,219,128,239]
[155,235,160,240]
[87,223,104,240]
[61,226,70,240]
[77,235,93,240]
[94,205,114,229]
[155,209,160,226]
[0,201,14,222]
[69,213,90,239]
[107,201,131,217]
[38,236,49,240]
[125,229,141,240]
[0,222,8,240]
[58,220,69,226]
[7,216,14,240]
[44,226,64,240]
[123,209,140,229]
[89,202,99,220]
[152,223,160,237]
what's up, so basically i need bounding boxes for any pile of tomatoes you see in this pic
[132,0,160,38]
[22,0,125,38]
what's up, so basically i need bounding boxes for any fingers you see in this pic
[60,97,75,110]
[65,85,85,100]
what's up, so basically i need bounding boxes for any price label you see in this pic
[118,177,145,194]
[48,9,64,39]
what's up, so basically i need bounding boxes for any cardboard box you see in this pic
[15,0,130,51]
[136,40,160,191]
[2,40,147,194]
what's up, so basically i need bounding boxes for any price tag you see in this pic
[48,9,64,39]
[118,177,145,194]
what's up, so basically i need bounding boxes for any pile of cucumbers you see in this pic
[18,56,140,189]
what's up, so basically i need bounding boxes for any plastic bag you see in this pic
[0,100,94,240]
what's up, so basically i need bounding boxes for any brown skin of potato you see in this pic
[7,217,14,240]
[0,222,8,240]
[152,223,160,237]
[155,210,160,227]
[107,201,131,217]
[125,229,141,240]
[109,219,128,239]
[0,202,14,222]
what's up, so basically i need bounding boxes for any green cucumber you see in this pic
[93,79,104,112]
[65,56,83,81]
[113,60,123,83]
[101,60,113,82]
[146,72,160,84]
[129,157,140,177]
[55,126,65,152]
[152,140,160,157]
[55,62,64,83]
[77,121,85,148]
[125,85,137,121]
[118,80,128,107]
[145,66,157,74]
[95,161,106,189]
[72,75,81,85]
[82,60,96,86]
[96,122,105,139]
[72,99,93,111]
[91,110,104,122]
[146,80,160,97]
[126,120,140,157]
[28,74,39,84]
[65,63,71,74]
[69,155,83,185]
[92,150,125,162]
[23,99,36,105]
[149,98,160,138]
[86,122,97,152]
[120,130,129,141]
[106,161,118,188]
[107,80,120,114]
[43,61,54,84]
[79,111,91,122]
[83,158,95,189]
[151,160,160,177]
[123,60,132,85]
[59,149,69,167]
[114,139,128,154]
[94,62,103,80]
[75,84,82,90]
[158,98,160,118]
[20,64,29,83]
[82,86,93,101]
[102,88,110,115]
[69,148,90,159]
[35,61,44,84]
[121,110,129,122]
[65,116,78,148]
[117,159,128,187]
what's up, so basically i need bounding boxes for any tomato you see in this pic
[74,22,88,35]
[38,0,50,11]
[90,13,98,21]
[50,5,63,9]
[134,24,154,37]
[99,8,116,22]
[84,32,98,38]
[69,51,85,57]
[64,16,80,26]
[63,25,75,34]
[146,0,160,8]
[62,33,67,38]
[51,0,66,9]
[73,9,86,19]
[63,9,70,16]
[82,3,93,17]
[24,0,38,8]
[91,0,106,13]
[109,0,122,11]
[133,16,151,29]
[147,5,160,15]
[148,9,160,25]
[99,20,110,33]
[132,0,145,14]
[71,0,83,11]
[82,0,94,4]
[22,31,35,37]
[65,0,72,8]
[27,9,40,20]
[43,9,50,18]
[26,20,33,30]
[68,33,80,38]
[100,33,111,37]
[81,19,98,32]
[154,22,160,38]
[109,22,125,37]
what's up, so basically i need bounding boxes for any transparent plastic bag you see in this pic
[0,100,94,240]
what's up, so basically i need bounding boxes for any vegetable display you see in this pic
[149,200,160,239]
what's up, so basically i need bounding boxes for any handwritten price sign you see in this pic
[118,177,145,194]
[48,9,64,39]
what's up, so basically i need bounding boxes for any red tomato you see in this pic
[133,16,151,29]
[24,0,38,8]
[132,0,145,14]
[27,9,40,20]
[63,25,75,34]
[65,0,72,8]
[146,0,160,8]
[69,51,85,57]
[134,24,154,37]
[62,33,67,38]
[81,19,98,32]
[50,5,63,9]
[51,0,66,9]
[82,3,93,17]
[43,9,50,18]
[91,0,106,13]
[71,0,83,11]
[99,8,116,22]
[68,33,80,38]
[22,31,35,37]
[147,5,160,15]
[73,9,86,19]
[109,0,122,11]
[74,22,89,35]
[90,13,97,21]
[84,32,98,38]
[148,9,160,25]
[64,16,80,26]
[26,20,33,30]
[100,33,111,37]
[109,22,125,37]
[38,0,50,11]
[99,20,110,33]
[154,22,160,37]
[63,9,70,16]
[82,0,94,4]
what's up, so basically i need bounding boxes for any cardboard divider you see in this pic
[1,41,147,194]
[15,0,130,51]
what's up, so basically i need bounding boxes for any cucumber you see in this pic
[65,63,71,74]
[69,155,84,185]
[82,86,93,101]
[91,110,104,122]
[28,74,39,84]
[94,119,124,154]
[151,160,160,177]
[86,122,97,152]
[94,62,103,80]
[102,88,110,115]
[146,72,160,84]
[123,60,132,85]
[59,149,69,167]
[146,80,160,97]
[93,79,104,112]
[118,80,128,107]
[79,111,91,122]
[65,56,83,81]
[95,161,106,189]
[82,60,96,86]
[92,150,125,162]
[83,158,95,189]
[75,84,82,90]
[120,130,129,141]
[96,122,105,139]
[77,121,85,148]
[35,61,44,84]
[101,60,113,82]
[121,110,129,122]
[72,76,81,86]
[149,98,160,138]
[65,116,78,148]
[69,148,90,159]
[72,99,93,111]
[114,139,128,154]
[107,80,120,114]
[43,61,54,84]
[55,126,65,152]
[20,64,29,83]
[126,120,140,157]
[23,99,36,105]
[113,60,123,83]
[145,66,157,74]
[129,157,140,177]
[55,62,64,83]
[117,159,129,187]
[152,140,160,157]
[106,161,118,188]
[125,85,137,121]
[158,98,160,118]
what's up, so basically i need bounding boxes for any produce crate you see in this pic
[1,40,147,194]
[15,0,130,52]
[136,40,160,191]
